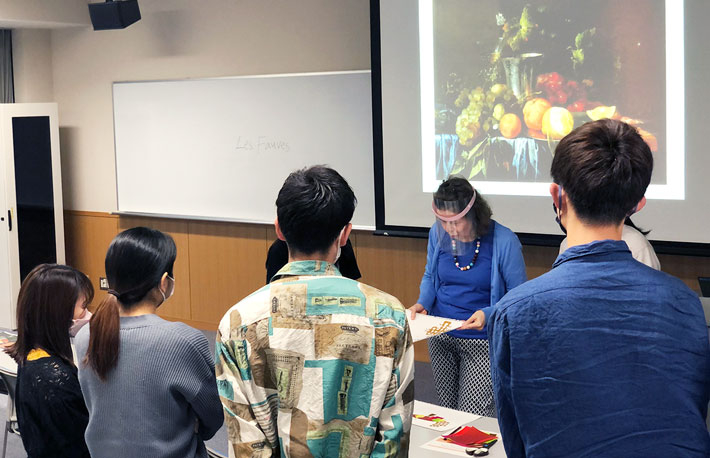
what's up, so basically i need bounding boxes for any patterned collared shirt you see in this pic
[216,260,414,457]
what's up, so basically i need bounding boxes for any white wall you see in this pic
[47,0,371,212]
[12,28,53,103]
[0,0,88,28]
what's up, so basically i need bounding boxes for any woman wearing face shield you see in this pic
[409,177,527,416]
[74,227,223,458]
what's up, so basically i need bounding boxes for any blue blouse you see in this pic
[433,230,493,339]
[417,220,527,331]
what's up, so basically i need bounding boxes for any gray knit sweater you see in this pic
[75,314,223,458]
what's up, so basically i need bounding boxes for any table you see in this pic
[410,416,506,457]
[0,350,16,374]
[0,329,17,374]
[207,415,507,458]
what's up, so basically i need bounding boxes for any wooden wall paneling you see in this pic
[522,245,558,280]
[63,213,710,360]
[658,254,710,294]
[117,216,192,322]
[187,221,269,328]
[354,232,427,305]
[63,211,118,311]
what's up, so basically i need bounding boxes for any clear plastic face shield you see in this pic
[432,191,479,257]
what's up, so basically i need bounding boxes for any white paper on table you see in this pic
[412,400,480,433]
[420,436,472,457]
[407,313,465,342]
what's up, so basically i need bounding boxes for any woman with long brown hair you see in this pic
[75,227,222,458]
[8,263,94,458]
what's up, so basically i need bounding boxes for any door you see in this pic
[0,103,64,329]
[0,140,12,328]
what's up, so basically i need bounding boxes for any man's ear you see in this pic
[340,223,353,246]
[549,183,561,209]
[274,219,286,241]
[635,196,647,213]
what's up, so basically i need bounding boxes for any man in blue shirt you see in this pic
[488,119,710,457]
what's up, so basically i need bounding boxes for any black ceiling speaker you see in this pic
[88,0,141,31]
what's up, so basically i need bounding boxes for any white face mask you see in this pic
[333,227,346,264]
[157,275,175,307]
[334,244,342,264]
[69,310,92,338]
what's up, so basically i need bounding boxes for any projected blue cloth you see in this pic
[435,134,459,178]
[488,240,710,457]
[435,135,542,180]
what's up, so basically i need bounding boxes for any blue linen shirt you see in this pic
[489,240,710,457]
[417,220,527,328]
[434,229,493,339]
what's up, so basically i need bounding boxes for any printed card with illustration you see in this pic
[406,313,464,343]
[412,400,480,433]
[0,330,17,348]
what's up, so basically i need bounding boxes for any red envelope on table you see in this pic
[442,426,497,447]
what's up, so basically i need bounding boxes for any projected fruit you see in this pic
[587,105,618,121]
[436,4,663,182]
[637,128,658,153]
[454,85,517,146]
[542,107,574,140]
[500,114,522,139]
[523,98,551,131]
[492,103,506,121]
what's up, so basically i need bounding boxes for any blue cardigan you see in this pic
[417,220,527,321]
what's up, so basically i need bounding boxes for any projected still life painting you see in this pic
[431,0,667,186]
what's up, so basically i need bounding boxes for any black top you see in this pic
[16,354,90,458]
[265,239,361,283]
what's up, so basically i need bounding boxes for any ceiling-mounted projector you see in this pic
[88,0,141,31]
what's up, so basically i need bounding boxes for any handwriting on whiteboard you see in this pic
[235,136,290,153]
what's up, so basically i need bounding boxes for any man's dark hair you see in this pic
[551,119,653,225]
[276,166,357,255]
[434,176,493,237]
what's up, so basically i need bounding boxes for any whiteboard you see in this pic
[113,71,375,229]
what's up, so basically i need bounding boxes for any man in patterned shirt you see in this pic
[216,166,414,457]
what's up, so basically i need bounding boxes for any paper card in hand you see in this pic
[407,313,464,342]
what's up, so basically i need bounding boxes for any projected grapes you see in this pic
[431,0,666,185]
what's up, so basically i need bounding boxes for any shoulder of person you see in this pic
[491,221,523,254]
[366,284,405,307]
[157,320,211,356]
[494,269,562,314]
[491,220,518,241]
[641,266,698,299]
[621,224,650,245]
[218,285,272,339]
[73,325,90,354]
[427,223,439,241]
[22,356,79,394]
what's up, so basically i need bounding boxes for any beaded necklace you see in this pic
[452,238,481,271]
